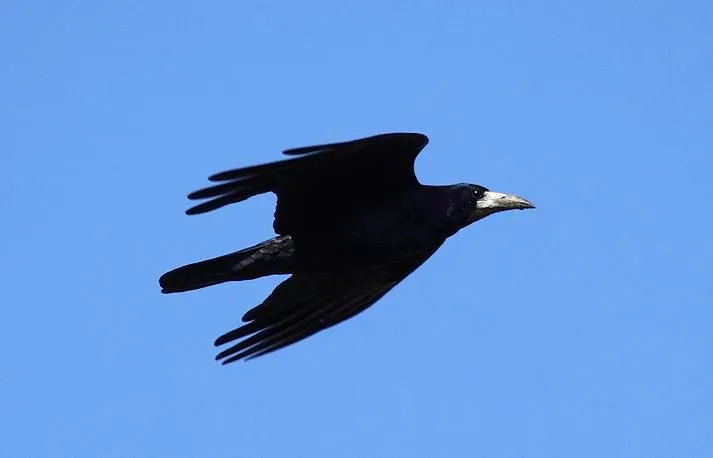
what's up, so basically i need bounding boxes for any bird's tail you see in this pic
[159,235,294,294]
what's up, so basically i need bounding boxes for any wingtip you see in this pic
[184,204,210,216]
[208,170,235,182]
[214,336,227,347]
[219,354,242,365]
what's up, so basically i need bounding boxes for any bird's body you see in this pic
[291,185,451,268]
[160,133,534,364]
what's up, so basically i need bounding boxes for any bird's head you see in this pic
[447,183,535,230]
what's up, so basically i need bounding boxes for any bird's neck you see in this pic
[406,185,466,238]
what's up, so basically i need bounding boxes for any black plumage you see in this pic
[159,132,534,364]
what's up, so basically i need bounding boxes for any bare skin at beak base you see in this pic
[478,191,535,210]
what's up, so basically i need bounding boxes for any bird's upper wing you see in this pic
[184,132,429,234]
[213,271,401,364]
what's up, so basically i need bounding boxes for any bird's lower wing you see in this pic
[213,272,399,364]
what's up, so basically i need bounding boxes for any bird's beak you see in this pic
[478,191,535,211]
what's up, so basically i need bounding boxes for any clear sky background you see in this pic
[2,1,711,457]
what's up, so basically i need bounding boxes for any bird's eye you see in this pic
[472,186,488,199]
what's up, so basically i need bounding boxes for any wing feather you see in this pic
[213,273,398,364]
[183,133,429,228]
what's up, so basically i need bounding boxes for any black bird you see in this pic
[159,132,534,364]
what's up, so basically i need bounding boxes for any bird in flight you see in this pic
[159,132,534,364]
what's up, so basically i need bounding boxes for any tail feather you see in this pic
[159,235,294,294]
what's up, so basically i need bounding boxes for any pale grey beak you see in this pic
[476,191,535,211]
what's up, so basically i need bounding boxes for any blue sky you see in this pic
[2,1,711,457]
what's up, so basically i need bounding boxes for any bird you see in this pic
[159,132,534,364]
